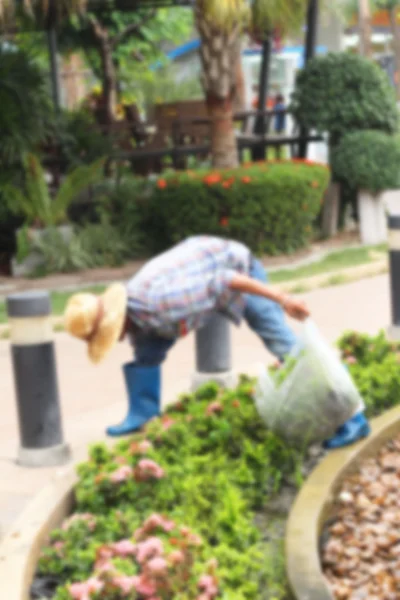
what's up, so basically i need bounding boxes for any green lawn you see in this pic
[0,285,106,325]
[0,245,387,326]
[269,244,387,284]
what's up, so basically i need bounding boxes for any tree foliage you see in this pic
[0,44,52,166]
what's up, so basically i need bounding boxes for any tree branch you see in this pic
[87,14,108,44]
[111,9,157,49]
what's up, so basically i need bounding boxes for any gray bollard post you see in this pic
[388,214,400,340]
[7,291,70,468]
[192,313,237,391]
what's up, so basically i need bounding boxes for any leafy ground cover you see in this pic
[33,331,400,600]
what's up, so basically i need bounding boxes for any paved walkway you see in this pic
[0,274,392,537]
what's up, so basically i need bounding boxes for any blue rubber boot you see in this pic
[106,363,161,437]
[323,413,371,450]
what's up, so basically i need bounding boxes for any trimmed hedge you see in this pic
[145,160,330,256]
[290,52,399,146]
[331,130,400,194]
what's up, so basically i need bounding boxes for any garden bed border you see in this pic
[286,404,400,600]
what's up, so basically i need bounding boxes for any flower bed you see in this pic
[34,331,400,600]
[35,379,320,600]
[145,160,330,256]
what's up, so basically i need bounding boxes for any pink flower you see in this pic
[139,440,153,452]
[111,539,137,557]
[198,574,219,598]
[146,556,168,576]
[135,459,165,481]
[62,513,96,532]
[136,536,164,564]
[346,355,357,365]
[110,465,133,483]
[188,533,202,547]
[130,440,153,455]
[133,574,157,596]
[142,514,175,534]
[206,401,223,416]
[180,526,202,546]
[161,416,176,431]
[69,577,103,600]
[53,541,65,555]
[111,575,138,595]
[169,550,185,565]
[96,546,113,560]
[94,560,113,574]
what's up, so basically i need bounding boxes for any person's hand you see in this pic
[281,296,310,321]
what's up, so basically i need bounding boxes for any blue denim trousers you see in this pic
[131,258,297,366]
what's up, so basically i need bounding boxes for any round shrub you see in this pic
[331,130,400,193]
[146,160,330,256]
[290,53,399,145]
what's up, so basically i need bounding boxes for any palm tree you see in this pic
[342,0,400,97]
[0,0,86,21]
[195,0,310,168]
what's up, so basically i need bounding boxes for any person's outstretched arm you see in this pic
[228,273,310,321]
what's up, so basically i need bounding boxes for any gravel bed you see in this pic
[321,434,400,599]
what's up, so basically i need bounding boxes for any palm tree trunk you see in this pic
[195,8,240,169]
[389,6,400,100]
[358,0,373,57]
[232,39,245,113]
[206,93,238,168]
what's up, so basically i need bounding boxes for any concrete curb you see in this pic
[279,258,387,294]
[286,405,400,600]
[0,467,77,600]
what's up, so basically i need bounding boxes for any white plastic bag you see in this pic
[254,320,364,447]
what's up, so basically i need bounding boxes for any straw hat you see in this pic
[64,283,127,364]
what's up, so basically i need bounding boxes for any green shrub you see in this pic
[0,45,52,166]
[26,219,133,276]
[291,52,398,146]
[99,176,152,258]
[338,330,400,418]
[145,160,330,256]
[331,130,400,193]
[58,109,115,169]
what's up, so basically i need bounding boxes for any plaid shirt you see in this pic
[126,236,251,338]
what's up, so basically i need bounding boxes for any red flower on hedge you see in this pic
[157,179,167,189]
[222,176,235,189]
[311,180,319,188]
[203,173,222,186]
[241,176,251,184]
[219,217,229,227]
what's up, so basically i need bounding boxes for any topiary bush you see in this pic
[145,160,330,256]
[290,52,399,146]
[331,130,400,193]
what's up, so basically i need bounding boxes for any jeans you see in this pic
[131,258,297,366]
